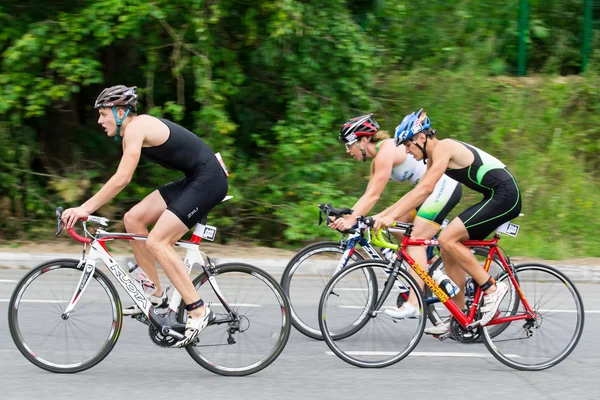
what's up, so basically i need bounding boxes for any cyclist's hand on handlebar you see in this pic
[373,213,396,233]
[61,206,89,230]
[328,214,356,231]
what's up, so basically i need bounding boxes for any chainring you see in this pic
[449,317,481,343]
[148,323,179,348]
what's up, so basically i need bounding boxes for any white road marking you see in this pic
[0,299,67,303]
[0,299,262,307]
[0,279,17,283]
[206,303,262,308]
[336,305,600,313]
[338,305,395,309]
[325,351,521,358]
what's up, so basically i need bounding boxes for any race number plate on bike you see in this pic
[497,222,519,237]
[201,225,217,241]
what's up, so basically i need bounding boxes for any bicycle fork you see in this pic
[64,246,151,318]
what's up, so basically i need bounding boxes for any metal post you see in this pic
[517,0,529,77]
[582,0,593,73]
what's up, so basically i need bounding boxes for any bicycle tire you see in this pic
[481,263,585,371]
[8,259,122,373]
[182,262,291,376]
[425,247,519,339]
[280,241,366,340]
[319,259,426,368]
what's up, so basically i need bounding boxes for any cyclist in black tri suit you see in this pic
[61,85,228,347]
[373,109,521,335]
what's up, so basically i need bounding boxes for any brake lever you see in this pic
[318,203,332,226]
[55,207,64,237]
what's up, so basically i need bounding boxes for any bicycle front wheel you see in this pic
[482,263,585,371]
[280,241,365,340]
[8,259,122,373]
[319,260,426,368]
[183,263,291,376]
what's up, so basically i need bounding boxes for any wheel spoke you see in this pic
[482,264,584,371]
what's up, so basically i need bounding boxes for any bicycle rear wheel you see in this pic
[280,241,366,340]
[319,260,426,368]
[482,263,584,371]
[183,262,291,376]
[281,242,364,340]
[8,259,122,373]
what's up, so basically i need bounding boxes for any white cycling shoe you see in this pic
[424,319,451,335]
[477,281,509,326]
[384,302,420,319]
[173,307,215,348]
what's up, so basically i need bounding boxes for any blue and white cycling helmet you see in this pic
[394,109,434,164]
[394,109,431,145]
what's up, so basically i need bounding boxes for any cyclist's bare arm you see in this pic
[62,124,144,229]
[80,125,144,214]
[330,142,400,231]
[352,140,401,216]
[373,141,452,231]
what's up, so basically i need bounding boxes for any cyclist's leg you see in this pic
[123,190,168,295]
[147,160,228,345]
[439,183,520,325]
[146,210,200,309]
[437,219,471,310]
[405,219,440,293]
[146,211,214,347]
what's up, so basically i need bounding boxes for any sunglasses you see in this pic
[345,140,357,150]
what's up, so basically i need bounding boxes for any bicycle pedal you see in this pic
[132,314,150,326]
[436,332,453,341]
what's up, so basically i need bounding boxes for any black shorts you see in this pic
[458,180,521,240]
[158,156,228,229]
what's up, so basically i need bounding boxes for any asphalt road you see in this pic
[1,267,599,400]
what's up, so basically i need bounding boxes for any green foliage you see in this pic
[0,0,598,259]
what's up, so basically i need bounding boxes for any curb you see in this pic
[0,252,288,277]
[1,252,599,282]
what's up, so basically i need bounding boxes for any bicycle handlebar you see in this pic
[67,228,92,244]
[318,203,356,234]
[55,207,96,244]
[357,216,413,250]
[318,203,353,218]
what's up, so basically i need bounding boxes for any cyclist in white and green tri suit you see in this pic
[329,114,462,319]
[374,109,522,334]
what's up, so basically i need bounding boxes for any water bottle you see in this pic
[431,269,460,297]
[380,247,397,262]
[128,262,157,296]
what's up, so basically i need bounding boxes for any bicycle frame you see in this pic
[62,222,233,338]
[332,224,445,304]
[333,230,382,276]
[371,222,537,330]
